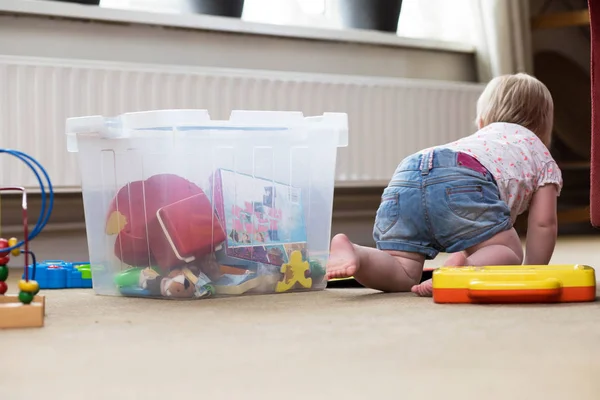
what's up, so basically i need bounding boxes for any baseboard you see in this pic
[0,193,85,228]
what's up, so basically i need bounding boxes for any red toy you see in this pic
[105,174,226,272]
[148,193,227,269]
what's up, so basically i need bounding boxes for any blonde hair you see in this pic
[476,73,554,146]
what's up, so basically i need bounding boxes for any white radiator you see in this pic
[0,55,484,191]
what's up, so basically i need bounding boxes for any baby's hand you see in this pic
[524,184,558,265]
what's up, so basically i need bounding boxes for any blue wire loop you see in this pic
[0,149,54,252]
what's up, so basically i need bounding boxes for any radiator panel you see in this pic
[0,56,484,191]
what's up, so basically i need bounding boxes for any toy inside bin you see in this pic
[66,109,348,299]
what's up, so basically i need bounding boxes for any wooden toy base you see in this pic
[0,295,45,329]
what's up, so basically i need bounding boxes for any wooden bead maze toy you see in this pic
[0,150,54,329]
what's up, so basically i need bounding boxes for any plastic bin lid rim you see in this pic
[65,109,347,131]
[65,109,348,151]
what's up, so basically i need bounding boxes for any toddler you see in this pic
[326,73,563,296]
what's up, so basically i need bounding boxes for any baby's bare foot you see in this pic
[411,252,469,297]
[326,234,360,280]
[411,279,433,296]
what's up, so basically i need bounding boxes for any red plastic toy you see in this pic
[148,193,227,269]
[106,174,226,271]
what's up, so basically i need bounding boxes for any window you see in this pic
[100,0,182,14]
[100,0,473,46]
[242,0,336,29]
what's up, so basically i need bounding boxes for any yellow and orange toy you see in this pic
[432,264,596,304]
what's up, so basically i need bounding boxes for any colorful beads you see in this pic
[8,237,19,257]
[0,238,8,258]
[0,238,9,267]
[0,236,40,304]
[18,290,34,304]
[0,256,7,295]
[18,279,39,293]
[0,265,8,281]
[17,279,39,304]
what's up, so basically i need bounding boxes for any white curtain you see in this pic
[397,0,532,82]
[469,0,533,82]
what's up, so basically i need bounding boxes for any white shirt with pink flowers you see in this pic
[435,122,563,223]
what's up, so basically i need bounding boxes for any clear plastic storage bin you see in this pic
[66,110,348,299]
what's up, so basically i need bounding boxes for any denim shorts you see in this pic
[373,148,512,259]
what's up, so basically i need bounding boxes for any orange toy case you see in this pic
[432,264,596,304]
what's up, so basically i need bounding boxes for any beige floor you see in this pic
[2,234,600,400]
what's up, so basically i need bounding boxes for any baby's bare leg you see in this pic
[354,247,425,292]
[463,228,523,265]
[326,234,425,292]
[411,228,523,297]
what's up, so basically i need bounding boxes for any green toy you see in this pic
[114,266,160,287]
[309,260,326,283]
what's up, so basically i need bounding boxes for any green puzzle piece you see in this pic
[75,264,92,280]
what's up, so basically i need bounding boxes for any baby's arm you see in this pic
[524,184,558,265]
